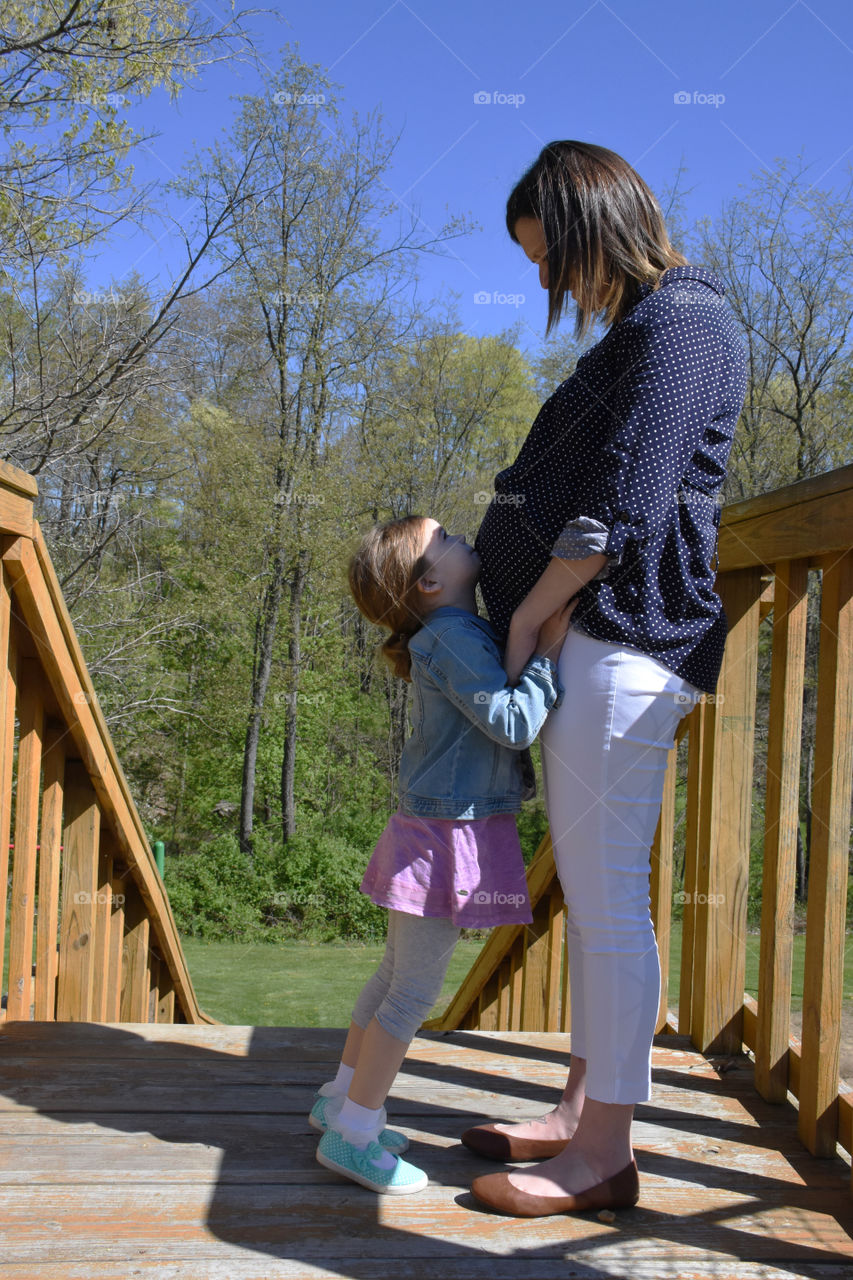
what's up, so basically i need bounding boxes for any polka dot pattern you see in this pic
[475,266,749,694]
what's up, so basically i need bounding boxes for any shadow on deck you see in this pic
[0,1023,851,1279]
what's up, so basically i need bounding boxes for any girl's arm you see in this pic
[504,552,607,684]
[416,623,564,750]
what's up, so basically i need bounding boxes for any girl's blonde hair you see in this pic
[348,515,433,681]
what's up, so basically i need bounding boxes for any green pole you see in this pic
[153,840,165,877]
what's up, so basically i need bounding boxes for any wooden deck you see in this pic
[0,1024,851,1279]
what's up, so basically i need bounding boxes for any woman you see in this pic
[463,141,748,1216]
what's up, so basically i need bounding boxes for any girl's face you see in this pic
[417,518,480,594]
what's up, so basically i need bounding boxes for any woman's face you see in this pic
[514,216,551,293]
[514,216,584,303]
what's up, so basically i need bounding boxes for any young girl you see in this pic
[310,513,571,1195]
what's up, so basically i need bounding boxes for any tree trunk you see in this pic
[281,547,308,843]
[795,824,806,902]
[239,543,287,855]
[803,736,814,898]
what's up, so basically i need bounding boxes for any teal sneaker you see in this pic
[308,1093,409,1154]
[316,1127,428,1194]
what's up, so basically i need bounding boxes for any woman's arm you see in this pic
[504,552,607,684]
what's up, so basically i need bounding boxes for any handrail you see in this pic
[0,459,214,1025]
[427,464,853,1183]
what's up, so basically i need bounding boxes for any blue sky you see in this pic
[102,0,853,355]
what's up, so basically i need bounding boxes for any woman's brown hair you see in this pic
[348,515,433,681]
[506,140,687,337]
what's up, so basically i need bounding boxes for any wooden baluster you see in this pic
[691,567,763,1053]
[560,917,571,1033]
[57,762,101,1021]
[34,724,65,1020]
[651,744,678,1031]
[477,971,500,1031]
[92,834,116,1021]
[680,701,705,1035]
[121,880,151,1022]
[0,581,17,1007]
[799,551,853,1157]
[148,952,160,1022]
[157,967,176,1023]
[496,958,510,1029]
[756,560,808,1102]
[520,896,552,1031]
[545,891,564,1032]
[107,870,127,1021]
[7,660,45,1020]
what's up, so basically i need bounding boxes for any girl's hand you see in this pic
[534,599,576,663]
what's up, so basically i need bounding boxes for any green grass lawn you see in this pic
[181,923,853,1027]
[179,934,489,1026]
[5,913,851,1027]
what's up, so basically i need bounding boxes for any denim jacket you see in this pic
[398,606,564,820]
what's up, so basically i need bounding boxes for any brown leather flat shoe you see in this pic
[470,1159,640,1217]
[460,1122,569,1162]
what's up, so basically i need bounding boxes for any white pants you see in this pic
[540,628,697,1104]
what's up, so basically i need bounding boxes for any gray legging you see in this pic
[352,909,461,1042]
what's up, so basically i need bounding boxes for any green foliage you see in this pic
[163,823,389,944]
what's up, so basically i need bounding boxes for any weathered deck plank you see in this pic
[0,1024,850,1279]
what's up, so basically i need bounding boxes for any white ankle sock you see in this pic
[334,1097,395,1169]
[319,1062,355,1097]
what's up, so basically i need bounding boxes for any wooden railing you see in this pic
[0,460,212,1025]
[426,463,853,1178]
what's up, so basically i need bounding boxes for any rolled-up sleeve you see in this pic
[572,309,724,560]
[551,515,613,578]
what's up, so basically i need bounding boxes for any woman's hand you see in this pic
[535,599,576,664]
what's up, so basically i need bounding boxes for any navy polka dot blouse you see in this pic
[475,265,748,694]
